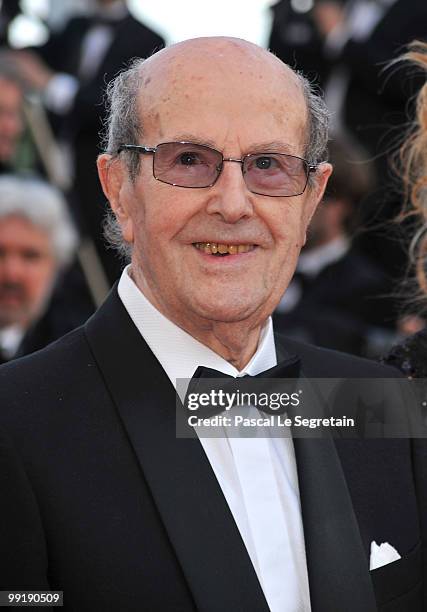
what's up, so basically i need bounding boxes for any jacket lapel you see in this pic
[85,289,270,612]
[293,436,377,612]
[276,335,377,612]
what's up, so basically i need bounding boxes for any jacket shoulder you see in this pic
[276,333,402,378]
[0,326,96,421]
[0,326,88,378]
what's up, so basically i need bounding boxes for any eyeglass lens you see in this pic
[153,142,309,196]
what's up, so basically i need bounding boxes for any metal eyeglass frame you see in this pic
[117,141,319,197]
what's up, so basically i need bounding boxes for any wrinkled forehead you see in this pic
[137,39,308,147]
[0,214,51,247]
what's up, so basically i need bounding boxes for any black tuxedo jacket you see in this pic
[0,288,425,611]
[36,12,165,133]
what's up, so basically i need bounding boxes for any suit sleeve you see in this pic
[70,25,165,129]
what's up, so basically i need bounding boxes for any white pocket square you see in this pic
[369,541,401,571]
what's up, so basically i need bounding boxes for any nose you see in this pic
[0,110,22,138]
[0,253,26,283]
[205,159,255,223]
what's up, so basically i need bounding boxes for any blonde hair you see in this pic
[399,41,427,299]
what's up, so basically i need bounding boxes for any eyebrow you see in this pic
[248,141,298,155]
[168,134,298,155]
[170,134,218,148]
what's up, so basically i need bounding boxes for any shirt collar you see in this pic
[117,265,277,390]
[0,324,25,359]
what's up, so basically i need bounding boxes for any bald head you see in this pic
[140,38,304,135]
[140,36,301,89]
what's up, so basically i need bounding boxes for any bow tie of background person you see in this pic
[183,356,301,422]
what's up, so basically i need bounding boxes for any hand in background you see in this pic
[6,50,54,91]
[312,1,345,38]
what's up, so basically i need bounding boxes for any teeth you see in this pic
[194,242,255,255]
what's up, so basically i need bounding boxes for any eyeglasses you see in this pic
[117,141,318,197]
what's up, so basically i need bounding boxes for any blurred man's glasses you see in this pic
[117,141,318,197]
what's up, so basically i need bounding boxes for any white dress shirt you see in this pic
[0,324,24,360]
[118,265,311,612]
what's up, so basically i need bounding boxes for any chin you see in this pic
[191,296,262,324]
[0,311,26,327]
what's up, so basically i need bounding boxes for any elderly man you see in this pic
[0,174,78,362]
[0,38,424,612]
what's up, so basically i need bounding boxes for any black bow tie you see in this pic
[185,355,301,418]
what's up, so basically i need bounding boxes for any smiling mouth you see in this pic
[193,242,256,256]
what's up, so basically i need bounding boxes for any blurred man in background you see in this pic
[269,0,427,282]
[0,56,97,346]
[274,138,391,355]
[0,174,78,363]
[10,0,165,285]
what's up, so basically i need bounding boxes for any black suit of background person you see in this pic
[13,1,165,285]
[274,137,392,356]
[0,174,93,367]
[269,0,427,281]
[268,0,349,88]
[269,0,427,158]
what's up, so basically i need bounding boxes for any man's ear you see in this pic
[97,153,134,244]
[302,162,333,244]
